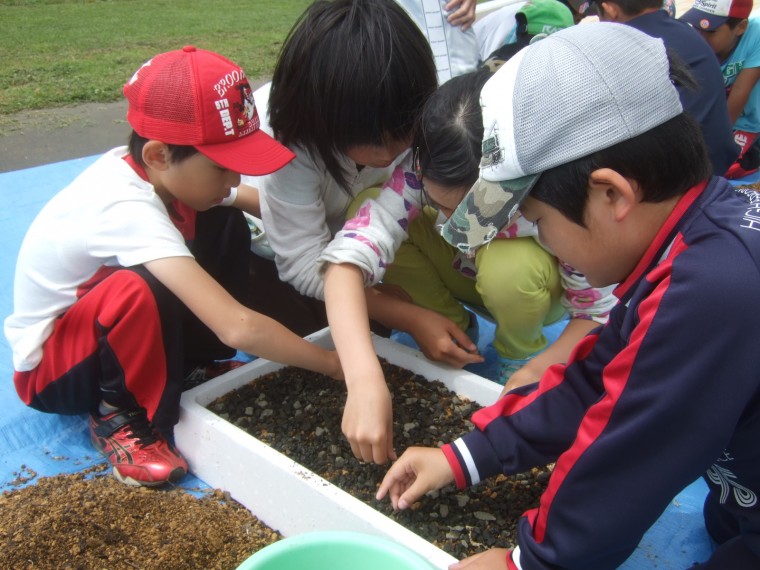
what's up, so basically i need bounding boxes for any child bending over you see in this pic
[378,23,760,569]
[248,0,487,465]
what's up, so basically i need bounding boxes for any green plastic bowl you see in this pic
[236,531,437,570]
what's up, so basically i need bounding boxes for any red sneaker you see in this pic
[89,409,188,487]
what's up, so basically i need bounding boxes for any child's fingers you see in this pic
[396,476,435,510]
[385,414,397,462]
[350,435,392,465]
[387,440,398,462]
[449,326,478,353]
[439,340,484,368]
[444,0,476,30]
[378,447,452,509]
[376,451,420,498]
[376,464,410,507]
[351,439,390,465]
[371,438,391,465]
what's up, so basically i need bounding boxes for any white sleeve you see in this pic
[318,166,424,285]
[259,150,335,300]
[91,197,192,268]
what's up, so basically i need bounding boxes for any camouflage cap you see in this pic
[442,175,536,251]
[440,23,682,255]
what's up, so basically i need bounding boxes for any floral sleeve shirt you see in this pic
[318,165,616,323]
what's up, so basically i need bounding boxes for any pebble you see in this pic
[474,511,496,521]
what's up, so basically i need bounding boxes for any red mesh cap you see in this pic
[123,46,294,176]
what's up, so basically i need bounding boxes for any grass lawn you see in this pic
[0,0,311,116]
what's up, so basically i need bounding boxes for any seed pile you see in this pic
[0,464,280,570]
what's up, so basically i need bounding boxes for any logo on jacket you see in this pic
[707,453,757,507]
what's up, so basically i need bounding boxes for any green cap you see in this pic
[517,0,575,36]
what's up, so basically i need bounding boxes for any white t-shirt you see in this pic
[242,83,409,300]
[4,148,192,371]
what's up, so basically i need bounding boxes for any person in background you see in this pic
[480,0,575,71]
[569,0,740,175]
[4,47,343,488]
[396,0,481,82]
[378,23,760,570]
[681,0,760,178]
[442,0,478,29]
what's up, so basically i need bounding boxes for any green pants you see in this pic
[349,190,564,360]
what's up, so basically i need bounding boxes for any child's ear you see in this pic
[588,168,638,222]
[737,19,749,37]
[598,1,620,21]
[142,141,171,171]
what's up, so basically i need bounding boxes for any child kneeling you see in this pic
[5,47,342,487]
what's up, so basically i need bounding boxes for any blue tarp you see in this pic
[0,155,733,567]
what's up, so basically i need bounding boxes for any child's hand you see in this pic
[500,364,541,397]
[408,312,484,368]
[342,379,396,464]
[376,447,454,510]
[449,548,511,569]
[444,0,477,31]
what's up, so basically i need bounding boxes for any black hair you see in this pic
[529,52,710,226]
[127,131,198,167]
[268,0,437,192]
[604,0,663,16]
[415,69,492,189]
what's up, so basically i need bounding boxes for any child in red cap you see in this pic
[681,0,760,178]
[4,47,343,487]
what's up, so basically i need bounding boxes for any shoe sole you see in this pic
[111,465,187,488]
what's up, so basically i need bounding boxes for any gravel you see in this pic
[209,359,552,560]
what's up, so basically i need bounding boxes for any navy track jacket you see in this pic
[442,178,760,569]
